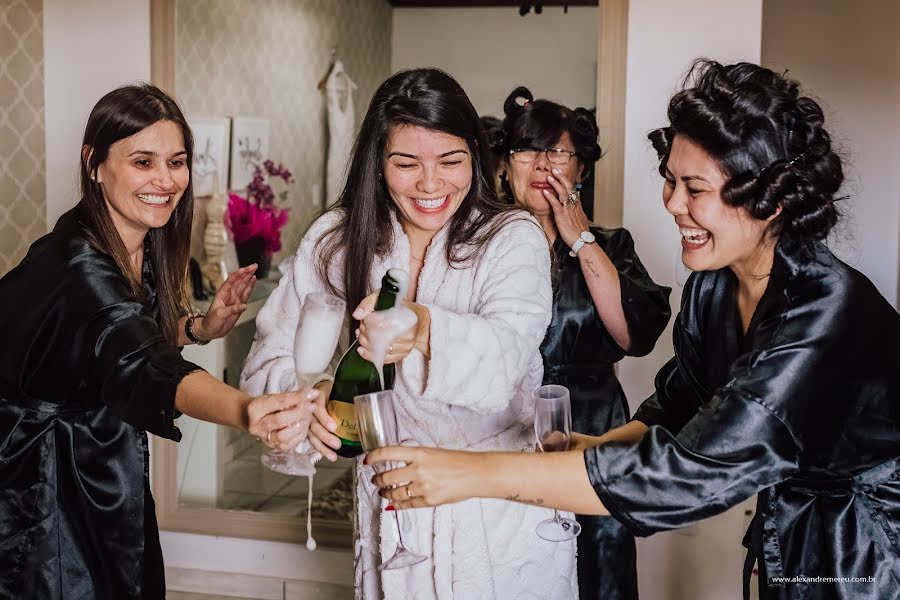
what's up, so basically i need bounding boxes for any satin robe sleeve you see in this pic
[72,253,200,440]
[583,273,846,536]
[598,228,672,358]
[413,216,552,412]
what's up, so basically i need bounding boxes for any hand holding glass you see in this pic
[261,292,345,476]
[355,390,427,571]
[533,384,582,542]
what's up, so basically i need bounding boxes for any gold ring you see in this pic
[266,430,273,445]
[405,485,413,500]
[389,344,394,354]
[566,189,580,204]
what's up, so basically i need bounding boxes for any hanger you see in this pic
[324,60,357,92]
[317,46,338,90]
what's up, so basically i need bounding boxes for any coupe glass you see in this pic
[355,390,427,571]
[533,384,582,542]
[261,292,345,476]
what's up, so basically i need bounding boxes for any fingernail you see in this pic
[553,168,561,174]
[354,328,360,338]
[327,420,337,432]
[385,505,395,511]
[305,389,319,400]
[362,454,369,465]
[547,175,556,181]
[352,308,365,319]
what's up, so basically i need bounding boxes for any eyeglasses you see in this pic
[509,147,578,165]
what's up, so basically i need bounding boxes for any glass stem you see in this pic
[553,509,562,523]
[392,512,406,549]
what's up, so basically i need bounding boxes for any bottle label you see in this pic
[327,399,361,445]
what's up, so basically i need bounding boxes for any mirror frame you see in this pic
[149,0,628,547]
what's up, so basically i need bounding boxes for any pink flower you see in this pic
[227,193,288,254]
[225,159,293,256]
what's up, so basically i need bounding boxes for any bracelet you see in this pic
[185,314,209,345]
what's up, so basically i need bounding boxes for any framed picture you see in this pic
[230,117,270,190]
[189,117,231,197]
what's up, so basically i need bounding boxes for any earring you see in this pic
[90,171,97,182]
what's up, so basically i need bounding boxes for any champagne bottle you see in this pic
[328,269,406,458]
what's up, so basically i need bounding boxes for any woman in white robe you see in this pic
[241,68,577,600]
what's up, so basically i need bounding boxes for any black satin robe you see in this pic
[585,234,900,599]
[0,205,198,599]
[542,228,671,600]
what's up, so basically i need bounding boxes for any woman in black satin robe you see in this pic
[0,84,320,599]
[495,87,671,600]
[370,61,900,600]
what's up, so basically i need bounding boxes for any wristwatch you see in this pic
[184,313,209,345]
[569,230,596,257]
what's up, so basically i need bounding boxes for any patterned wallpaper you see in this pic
[175,0,393,263]
[0,0,46,277]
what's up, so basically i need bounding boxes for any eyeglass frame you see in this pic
[508,147,579,165]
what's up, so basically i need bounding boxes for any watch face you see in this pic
[581,231,596,243]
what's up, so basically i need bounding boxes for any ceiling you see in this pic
[387,1,597,7]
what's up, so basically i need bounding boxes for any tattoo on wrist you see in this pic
[583,258,601,279]
[504,494,545,506]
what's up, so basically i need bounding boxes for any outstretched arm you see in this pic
[368,446,609,515]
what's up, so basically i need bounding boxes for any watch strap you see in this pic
[185,314,209,345]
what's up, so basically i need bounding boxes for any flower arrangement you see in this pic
[227,160,292,256]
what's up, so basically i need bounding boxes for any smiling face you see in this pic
[382,124,472,241]
[93,119,189,251]
[662,135,773,273]
[506,131,582,217]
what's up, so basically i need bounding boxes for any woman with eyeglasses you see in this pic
[496,87,671,600]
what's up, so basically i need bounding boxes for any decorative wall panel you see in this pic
[0,0,46,276]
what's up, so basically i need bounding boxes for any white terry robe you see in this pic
[241,209,578,600]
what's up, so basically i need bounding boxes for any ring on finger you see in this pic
[389,344,393,354]
[266,430,273,445]
[566,189,580,205]
[405,484,413,500]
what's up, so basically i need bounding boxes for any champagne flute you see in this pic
[355,390,427,571]
[533,384,582,542]
[261,292,345,476]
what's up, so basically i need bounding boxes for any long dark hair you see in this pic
[79,83,194,344]
[648,60,843,240]
[317,68,526,315]
[495,86,602,200]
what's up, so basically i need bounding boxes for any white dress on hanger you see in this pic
[325,60,357,207]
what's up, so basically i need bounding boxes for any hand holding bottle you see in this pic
[353,294,431,363]
[315,269,413,462]
[308,380,343,462]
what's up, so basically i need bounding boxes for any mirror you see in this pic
[150,0,624,549]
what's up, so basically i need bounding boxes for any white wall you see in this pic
[618,1,764,599]
[392,6,597,117]
[762,0,900,308]
[43,0,152,230]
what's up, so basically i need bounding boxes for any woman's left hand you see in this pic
[197,264,257,341]
[353,292,431,364]
[368,446,478,509]
[543,168,592,248]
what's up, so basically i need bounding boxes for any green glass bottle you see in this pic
[328,269,406,458]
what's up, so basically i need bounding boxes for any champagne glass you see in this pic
[355,390,427,571]
[533,384,582,542]
[261,292,345,476]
